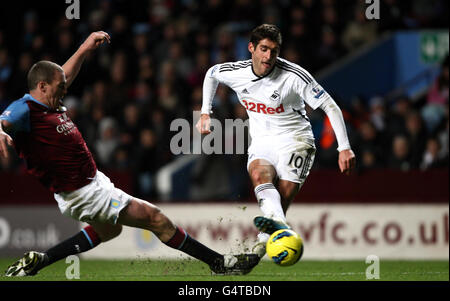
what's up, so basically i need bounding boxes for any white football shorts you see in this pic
[54,170,133,224]
[247,135,316,186]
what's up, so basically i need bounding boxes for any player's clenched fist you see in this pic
[81,31,111,51]
[196,114,211,134]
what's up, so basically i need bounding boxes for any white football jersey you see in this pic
[202,57,331,143]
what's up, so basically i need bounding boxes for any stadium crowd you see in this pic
[0,0,448,199]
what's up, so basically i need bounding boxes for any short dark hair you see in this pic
[250,24,282,47]
[27,61,63,91]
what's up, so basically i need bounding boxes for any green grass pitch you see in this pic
[0,258,448,281]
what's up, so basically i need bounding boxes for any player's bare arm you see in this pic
[62,31,111,88]
[195,113,212,134]
[0,120,13,159]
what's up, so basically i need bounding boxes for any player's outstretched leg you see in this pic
[250,181,290,258]
[117,198,259,275]
[251,180,299,257]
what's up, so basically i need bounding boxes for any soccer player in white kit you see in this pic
[196,24,356,260]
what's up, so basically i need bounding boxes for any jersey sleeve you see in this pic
[296,76,331,110]
[0,100,31,135]
[201,64,224,115]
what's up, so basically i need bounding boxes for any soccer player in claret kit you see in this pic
[196,24,356,262]
[0,31,259,277]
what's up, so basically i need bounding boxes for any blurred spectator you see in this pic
[95,117,119,168]
[281,43,302,65]
[379,0,408,32]
[108,50,130,118]
[354,120,386,168]
[168,41,193,79]
[187,50,210,88]
[316,26,345,70]
[64,96,81,124]
[8,52,33,98]
[54,30,75,65]
[120,102,142,150]
[199,0,229,31]
[369,96,387,132]
[348,96,370,130]
[109,14,131,51]
[134,80,153,107]
[132,25,151,57]
[404,111,427,168]
[410,0,447,28]
[359,147,381,170]
[420,136,448,170]
[422,56,449,133]
[193,28,211,52]
[88,9,106,33]
[285,3,315,68]
[421,102,446,134]
[211,25,237,64]
[136,54,156,83]
[30,34,47,60]
[153,22,178,63]
[436,104,449,159]
[341,4,378,52]
[388,135,412,171]
[321,3,342,34]
[158,81,184,118]
[260,0,282,25]
[133,128,161,198]
[22,11,39,49]
[386,95,413,139]
[0,48,12,84]
[91,79,110,113]
[112,145,131,171]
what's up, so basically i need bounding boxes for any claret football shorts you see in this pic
[54,170,132,224]
[247,135,316,187]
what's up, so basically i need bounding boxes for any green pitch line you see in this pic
[0,258,448,281]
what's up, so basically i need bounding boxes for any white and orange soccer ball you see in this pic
[266,229,304,266]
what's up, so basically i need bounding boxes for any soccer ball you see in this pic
[266,229,304,266]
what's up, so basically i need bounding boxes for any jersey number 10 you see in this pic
[288,153,304,168]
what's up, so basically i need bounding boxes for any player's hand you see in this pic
[81,31,111,51]
[195,114,211,134]
[338,149,356,175]
[0,129,14,159]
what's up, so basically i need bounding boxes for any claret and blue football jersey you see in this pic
[0,94,96,193]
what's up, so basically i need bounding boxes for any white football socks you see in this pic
[254,182,286,253]
[254,183,286,222]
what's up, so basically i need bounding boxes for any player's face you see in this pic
[249,38,280,77]
[45,71,67,109]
